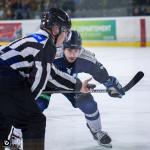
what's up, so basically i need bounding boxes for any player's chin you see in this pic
[68,58,76,63]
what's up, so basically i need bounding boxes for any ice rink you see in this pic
[44,47,150,150]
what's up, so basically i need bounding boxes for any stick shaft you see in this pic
[43,71,144,94]
[43,89,107,94]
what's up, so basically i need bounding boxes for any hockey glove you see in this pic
[36,93,51,112]
[103,76,125,98]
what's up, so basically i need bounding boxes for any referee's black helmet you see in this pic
[40,8,71,32]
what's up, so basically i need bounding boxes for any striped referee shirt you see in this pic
[0,29,82,99]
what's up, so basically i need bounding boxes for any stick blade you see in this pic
[123,71,144,92]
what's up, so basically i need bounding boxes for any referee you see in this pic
[0,8,89,150]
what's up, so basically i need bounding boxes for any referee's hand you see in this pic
[80,78,95,93]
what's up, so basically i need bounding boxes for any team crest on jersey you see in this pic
[66,68,72,74]
[66,68,77,77]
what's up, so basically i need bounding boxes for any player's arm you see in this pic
[46,63,82,91]
[36,63,90,113]
[36,76,92,112]
[89,61,125,98]
[79,49,125,98]
[78,49,109,83]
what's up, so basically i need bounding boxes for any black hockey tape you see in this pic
[123,71,144,92]
[87,84,96,89]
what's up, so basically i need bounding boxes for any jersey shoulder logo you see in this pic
[30,34,47,43]
[79,49,96,63]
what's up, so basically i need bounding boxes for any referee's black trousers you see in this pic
[0,64,46,150]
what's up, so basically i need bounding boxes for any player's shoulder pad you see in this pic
[29,34,47,43]
[79,48,97,63]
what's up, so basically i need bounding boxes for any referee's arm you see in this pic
[29,38,56,99]
[46,64,82,92]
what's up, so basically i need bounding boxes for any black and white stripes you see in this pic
[0,29,55,99]
[0,29,82,98]
[47,64,78,90]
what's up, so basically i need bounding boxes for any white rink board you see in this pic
[45,47,150,150]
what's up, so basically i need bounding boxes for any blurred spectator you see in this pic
[0,1,4,19]
[11,0,31,19]
[133,6,140,15]
[61,0,76,17]
[4,0,14,19]
[49,0,60,9]
[39,0,59,11]
[146,6,150,16]
[0,0,150,20]
[39,0,48,11]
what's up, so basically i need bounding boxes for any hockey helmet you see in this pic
[40,8,71,32]
[64,30,82,50]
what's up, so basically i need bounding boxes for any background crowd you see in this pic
[0,0,150,20]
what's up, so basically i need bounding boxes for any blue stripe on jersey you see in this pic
[3,54,34,66]
[29,34,47,43]
[3,55,23,66]
[3,55,33,67]
[1,47,12,53]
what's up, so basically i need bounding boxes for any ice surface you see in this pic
[45,47,150,150]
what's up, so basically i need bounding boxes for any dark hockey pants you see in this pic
[0,66,46,150]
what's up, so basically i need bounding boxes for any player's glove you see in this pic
[36,93,51,112]
[103,76,125,98]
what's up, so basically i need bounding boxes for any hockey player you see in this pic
[0,9,92,150]
[44,30,125,148]
[10,30,125,149]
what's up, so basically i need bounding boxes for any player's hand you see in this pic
[80,78,94,93]
[103,76,125,98]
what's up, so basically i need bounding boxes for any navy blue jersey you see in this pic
[53,48,109,84]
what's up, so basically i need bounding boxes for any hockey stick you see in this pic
[122,71,144,92]
[43,71,144,94]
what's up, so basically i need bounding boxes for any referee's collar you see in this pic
[36,29,52,38]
